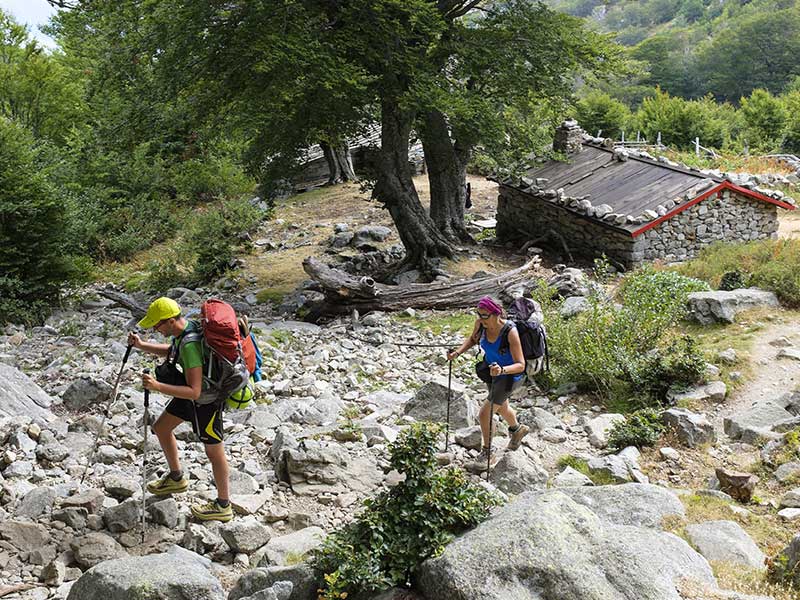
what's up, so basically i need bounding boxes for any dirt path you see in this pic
[713,314,800,432]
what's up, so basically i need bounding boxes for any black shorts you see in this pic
[486,377,524,405]
[165,399,224,445]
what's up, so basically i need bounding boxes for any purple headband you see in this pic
[477,296,503,315]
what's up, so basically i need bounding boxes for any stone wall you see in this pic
[635,190,779,262]
[497,186,637,265]
[497,186,780,266]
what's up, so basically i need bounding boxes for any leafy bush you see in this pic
[313,422,501,599]
[0,119,71,323]
[575,90,631,140]
[607,408,665,451]
[530,269,708,406]
[184,198,263,283]
[719,269,747,291]
[676,239,800,308]
[169,154,254,204]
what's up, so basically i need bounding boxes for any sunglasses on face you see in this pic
[476,311,492,319]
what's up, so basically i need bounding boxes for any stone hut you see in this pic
[495,121,796,266]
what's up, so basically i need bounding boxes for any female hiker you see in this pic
[447,296,530,470]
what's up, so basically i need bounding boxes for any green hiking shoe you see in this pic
[146,473,189,496]
[190,499,233,523]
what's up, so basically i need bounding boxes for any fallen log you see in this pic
[302,256,541,315]
[99,288,147,319]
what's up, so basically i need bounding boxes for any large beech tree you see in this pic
[50,0,620,275]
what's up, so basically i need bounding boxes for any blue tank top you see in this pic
[480,323,523,382]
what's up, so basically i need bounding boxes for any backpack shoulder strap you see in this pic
[499,321,514,353]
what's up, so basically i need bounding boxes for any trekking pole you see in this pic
[141,368,150,544]
[81,343,134,485]
[486,367,497,481]
[444,359,452,452]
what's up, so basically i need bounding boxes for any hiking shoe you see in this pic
[146,474,189,496]
[190,499,233,522]
[508,424,530,451]
[466,447,499,474]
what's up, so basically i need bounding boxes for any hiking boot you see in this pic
[190,499,233,523]
[466,447,499,474]
[508,424,530,451]
[146,473,189,496]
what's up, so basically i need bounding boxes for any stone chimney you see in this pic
[553,119,584,155]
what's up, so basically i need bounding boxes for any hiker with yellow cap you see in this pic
[128,297,233,522]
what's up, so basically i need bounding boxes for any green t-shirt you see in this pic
[173,320,204,372]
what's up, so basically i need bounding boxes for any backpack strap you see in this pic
[498,321,513,355]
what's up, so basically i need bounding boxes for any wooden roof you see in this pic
[503,143,794,237]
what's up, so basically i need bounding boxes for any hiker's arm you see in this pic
[447,320,481,360]
[143,366,203,401]
[128,332,170,357]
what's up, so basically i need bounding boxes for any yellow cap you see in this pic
[138,297,181,329]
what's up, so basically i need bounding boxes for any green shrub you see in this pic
[719,269,747,291]
[676,240,800,308]
[625,336,707,402]
[184,198,263,283]
[0,119,71,323]
[169,154,254,204]
[313,422,502,599]
[530,269,708,407]
[606,408,665,450]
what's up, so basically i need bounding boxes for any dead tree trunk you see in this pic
[303,256,540,316]
[421,110,473,243]
[372,98,454,275]
[320,141,357,185]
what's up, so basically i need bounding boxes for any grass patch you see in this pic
[660,149,795,176]
[555,455,619,486]
[713,561,799,600]
[256,288,287,305]
[674,239,800,308]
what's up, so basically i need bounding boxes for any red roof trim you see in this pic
[631,181,796,238]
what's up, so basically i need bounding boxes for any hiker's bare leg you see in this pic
[205,442,230,501]
[479,400,504,447]
[497,400,519,430]
[153,412,184,473]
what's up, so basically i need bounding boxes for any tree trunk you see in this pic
[372,99,454,275]
[421,109,473,243]
[320,141,357,185]
[303,255,540,316]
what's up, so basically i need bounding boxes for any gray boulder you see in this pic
[16,486,56,519]
[103,499,140,533]
[62,376,113,412]
[417,490,713,600]
[583,413,625,449]
[229,564,319,600]
[181,523,224,555]
[102,473,140,499]
[490,449,548,495]
[70,532,126,568]
[0,519,50,552]
[551,466,594,488]
[220,517,272,553]
[558,483,685,529]
[352,225,392,247]
[0,363,55,421]
[687,289,779,325]
[258,526,325,567]
[148,498,179,528]
[560,296,591,318]
[522,408,564,431]
[724,401,795,441]
[685,520,766,569]
[403,377,478,429]
[66,552,224,600]
[662,408,716,448]
[281,439,381,495]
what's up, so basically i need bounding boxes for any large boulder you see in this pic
[280,439,382,495]
[229,564,319,600]
[684,520,766,569]
[686,289,779,325]
[417,490,714,600]
[724,401,795,442]
[490,449,548,495]
[662,408,716,448]
[70,532,126,569]
[66,551,224,600]
[258,527,326,567]
[403,377,479,429]
[0,363,55,421]
[557,483,685,529]
[62,376,113,412]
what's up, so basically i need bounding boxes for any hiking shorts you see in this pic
[165,398,224,445]
[486,376,524,406]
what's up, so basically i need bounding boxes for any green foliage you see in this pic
[607,408,665,450]
[184,198,263,283]
[575,90,632,139]
[740,89,789,151]
[676,240,800,308]
[719,270,747,291]
[531,269,708,406]
[313,422,502,599]
[0,118,71,324]
[636,88,732,149]
[626,336,707,401]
